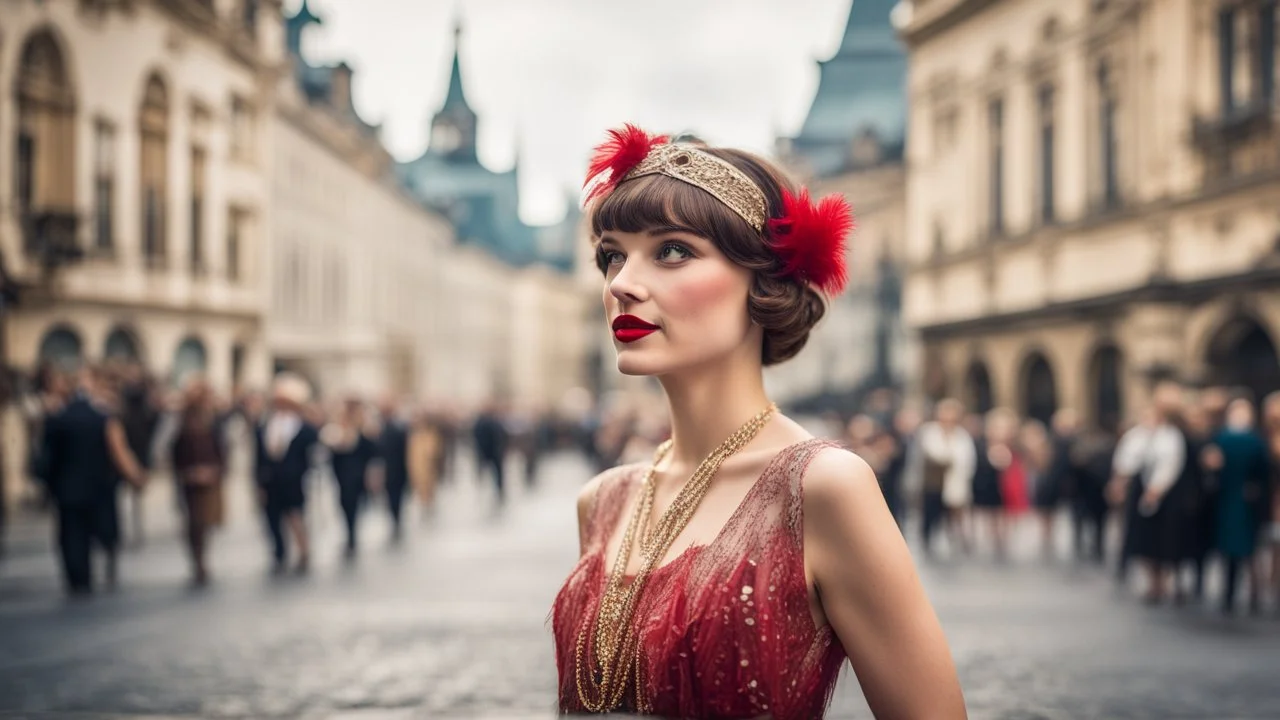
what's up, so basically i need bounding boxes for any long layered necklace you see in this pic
[575,403,778,713]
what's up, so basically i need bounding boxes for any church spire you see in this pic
[443,18,471,112]
[285,0,322,57]
[835,0,901,56]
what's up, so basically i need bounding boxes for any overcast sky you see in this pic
[289,0,856,225]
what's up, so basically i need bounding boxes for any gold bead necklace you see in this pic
[575,403,778,713]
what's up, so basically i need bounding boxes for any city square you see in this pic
[2,452,1279,719]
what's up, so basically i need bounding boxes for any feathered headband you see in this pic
[582,124,854,296]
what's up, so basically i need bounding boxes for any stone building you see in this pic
[0,0,282,391]
[272,2,587,408]
[270,0,454,399]
[898,0,1280,426]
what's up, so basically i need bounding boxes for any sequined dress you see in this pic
[552,439,846,719]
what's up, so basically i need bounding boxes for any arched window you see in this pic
[1205,315,1280,406]
[104,327,142,363]
[964,361,995,415]
[1021,352,1058,425]
[38,326,83,371]
[140,74,170,268]
[172,337,207,386]
[15,29,77,255]
[1088,345,1123,432]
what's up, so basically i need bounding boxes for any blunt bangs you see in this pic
[589,173,759,254]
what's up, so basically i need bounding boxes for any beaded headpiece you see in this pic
[583,124,855,295]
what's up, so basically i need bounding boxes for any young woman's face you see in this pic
[598,229,756,377]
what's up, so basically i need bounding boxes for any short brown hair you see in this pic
[589,146,826,366]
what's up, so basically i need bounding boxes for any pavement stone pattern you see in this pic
[1,450,1279,720]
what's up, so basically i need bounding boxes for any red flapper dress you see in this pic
[552,439,847,719]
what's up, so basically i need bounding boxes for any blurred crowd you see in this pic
[19,361,1280,618]
[837,384,1280,617]
[18,360,583,595]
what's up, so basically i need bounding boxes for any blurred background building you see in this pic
[3,0,1279,511]
[898,0,1280,428]
[1,0,282,393]
[271,1,586,405]
[772,0,912,413]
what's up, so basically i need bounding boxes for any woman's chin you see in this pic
[615,349,663,377]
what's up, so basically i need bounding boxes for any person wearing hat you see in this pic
[254,372,320,574]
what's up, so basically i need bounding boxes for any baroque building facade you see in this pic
[0,0,282,391]
[899,0,1280,426]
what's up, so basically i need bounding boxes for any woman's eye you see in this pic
[658,243,692,262]
[601,250,624,267]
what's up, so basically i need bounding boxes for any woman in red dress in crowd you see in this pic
[551,126,965,719]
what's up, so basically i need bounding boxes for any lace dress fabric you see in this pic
[552,439,846,719]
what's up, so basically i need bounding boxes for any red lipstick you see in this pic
[612,314,659,343]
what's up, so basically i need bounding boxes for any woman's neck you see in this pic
[658,349,771,470]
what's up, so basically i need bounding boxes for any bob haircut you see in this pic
[589,145,826,366]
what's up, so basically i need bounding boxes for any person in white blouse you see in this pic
[1110,382,1187,604]
[917,398,976,556]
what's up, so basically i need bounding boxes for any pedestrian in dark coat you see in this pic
[1207,399,1271,614]
[376,396,411,539]
[41,369,144,595]
[254,373,320,575]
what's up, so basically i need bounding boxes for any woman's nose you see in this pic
[608,262,648,305]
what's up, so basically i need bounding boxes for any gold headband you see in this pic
[621,143,769,232]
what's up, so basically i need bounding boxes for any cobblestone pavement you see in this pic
[2,450,1279,720]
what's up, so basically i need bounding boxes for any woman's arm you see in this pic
[805,448,966,719]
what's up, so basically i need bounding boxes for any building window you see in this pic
[1259,1,1276,108]
[285,248,302,319]
[1037,84,1056,224]
[987,97,1005,236]
[140,74,169,269]
[15,29,77,257]
[1216,3,1275,116]
[1097,62,1120,209]
[1220,7,1238,115]
[230,95,254,161]
[241,0,259,36]
[190,146,206,275]
[93,121,116,253]
[227,208,247,283]
[15,131,35,213]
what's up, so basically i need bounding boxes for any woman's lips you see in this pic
[612,314,659,343]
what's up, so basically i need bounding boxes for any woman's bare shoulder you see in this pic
[801,446,882,522]
[577,462,645,517]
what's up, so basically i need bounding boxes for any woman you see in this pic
[1209,398,1270,614]
[972,409,1010,559]
[1115,382,1190,604]
[407,408,443,515]
[170,376,226,587]
[917,399,977,558]
[551,126,964,718]
[322,398,378,557]
[1021,419,1055,557]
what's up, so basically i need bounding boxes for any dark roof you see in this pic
[791,0,906,176]
[442,22,472,114]
[284,1,379,137]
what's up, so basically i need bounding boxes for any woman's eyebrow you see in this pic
[645,224,703,237]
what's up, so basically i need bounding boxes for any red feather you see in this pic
[767,188,854,295]
[582,124,668,204]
